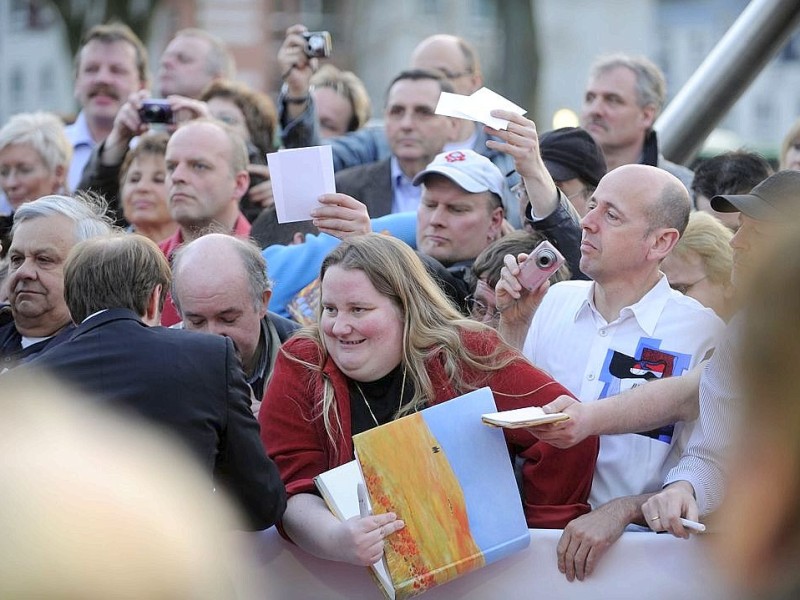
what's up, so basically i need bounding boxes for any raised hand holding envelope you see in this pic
[435,86,526,130]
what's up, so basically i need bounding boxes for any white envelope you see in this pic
[267,145,336,223]
[434,86,526,130]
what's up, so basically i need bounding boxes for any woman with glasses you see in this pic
[469,230,571,328]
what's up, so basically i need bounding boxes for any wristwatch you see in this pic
[281,82,309,105]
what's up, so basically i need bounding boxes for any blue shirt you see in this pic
[64,111,96,191]
[390,157,422,214]
[263,212,418,318]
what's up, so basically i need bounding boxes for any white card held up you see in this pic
[435,86,526,130]
[267,145,336,223]
[481,405,570,429]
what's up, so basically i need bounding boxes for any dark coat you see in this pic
[24,308,287,530]
[334,158,393,217]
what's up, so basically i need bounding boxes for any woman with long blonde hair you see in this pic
[259,234,597,566]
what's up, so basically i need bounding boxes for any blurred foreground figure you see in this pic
[0,374,252,599]
[715,230,800,600]
[22,234,286,529]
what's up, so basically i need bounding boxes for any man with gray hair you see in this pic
[0,193,113,370]
[171,233,298,413]
[580,53,693,189]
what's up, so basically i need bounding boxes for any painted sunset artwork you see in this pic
[354,387,529,599]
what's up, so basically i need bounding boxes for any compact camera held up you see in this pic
[303,31,332,58]
[138,100,174,124]
[517,240,566,292]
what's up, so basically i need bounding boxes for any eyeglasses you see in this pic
[565,187,588,202]
[511,182,527,201]
[669,275,708,295]
[437,68,474,80]
[466,293,500,323]
[385,105,437,122]
[512,182,588,204]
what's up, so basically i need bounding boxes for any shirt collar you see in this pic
[246,318,270,386]
[573,274,672,336]
[65,111,95,147]
[160,212,251,258]
[390,156,413,188]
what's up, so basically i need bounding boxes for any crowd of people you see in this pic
[2,17,800,599]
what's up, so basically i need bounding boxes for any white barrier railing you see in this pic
[235,527,731,600]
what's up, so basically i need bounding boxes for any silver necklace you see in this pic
[353,368,407,427]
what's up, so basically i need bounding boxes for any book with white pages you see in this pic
[481,405,569,429]
[315,387,530,599]
[314,460,394,597]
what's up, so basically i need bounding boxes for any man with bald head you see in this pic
[410,34,488,153]
[171,234,297,414]
[158,118,252,326]
[496,164,725,580]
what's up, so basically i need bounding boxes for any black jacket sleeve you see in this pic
[216,337,287,530]
[75,140,127,226]
[526,190,588,281]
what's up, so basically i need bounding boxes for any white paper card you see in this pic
[267,145,336,223]
[435,86,526,130]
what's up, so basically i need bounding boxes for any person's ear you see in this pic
[143,284,163,326]
[446,117,460,143]
[641,103,657,129]
[467,72,484,93]
[53,164,67,190]
[259,290,271,318]
[648,228,679,262]
[233,170,250,201]
[487,205,504,242]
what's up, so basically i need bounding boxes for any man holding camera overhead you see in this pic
[492,109,725,583]
[75,28,235,222]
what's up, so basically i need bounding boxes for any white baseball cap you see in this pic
[412,149,505,197]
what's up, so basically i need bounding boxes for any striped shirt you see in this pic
[663,314,742,514]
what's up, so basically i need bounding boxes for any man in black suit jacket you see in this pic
[23,233,286,530]
[334,69,458,217]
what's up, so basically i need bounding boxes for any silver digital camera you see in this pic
[303,31,332,58]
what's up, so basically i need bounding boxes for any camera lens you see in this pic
[308,35,323,51]
[144,106,163,120]
[139,102,173,124]
[535,249,556,269]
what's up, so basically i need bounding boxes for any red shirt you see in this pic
[260,329,598,529]
[158,213,252,326]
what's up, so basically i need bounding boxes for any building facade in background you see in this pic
[0,0,797,159]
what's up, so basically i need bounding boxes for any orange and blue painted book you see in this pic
[349,386,530,599]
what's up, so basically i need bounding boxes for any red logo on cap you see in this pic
[444,151,466,163]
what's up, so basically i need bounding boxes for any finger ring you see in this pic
[651,516,660,521]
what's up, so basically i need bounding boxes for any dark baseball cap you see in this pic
[540,127,607,188]
[711,170,800,221]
